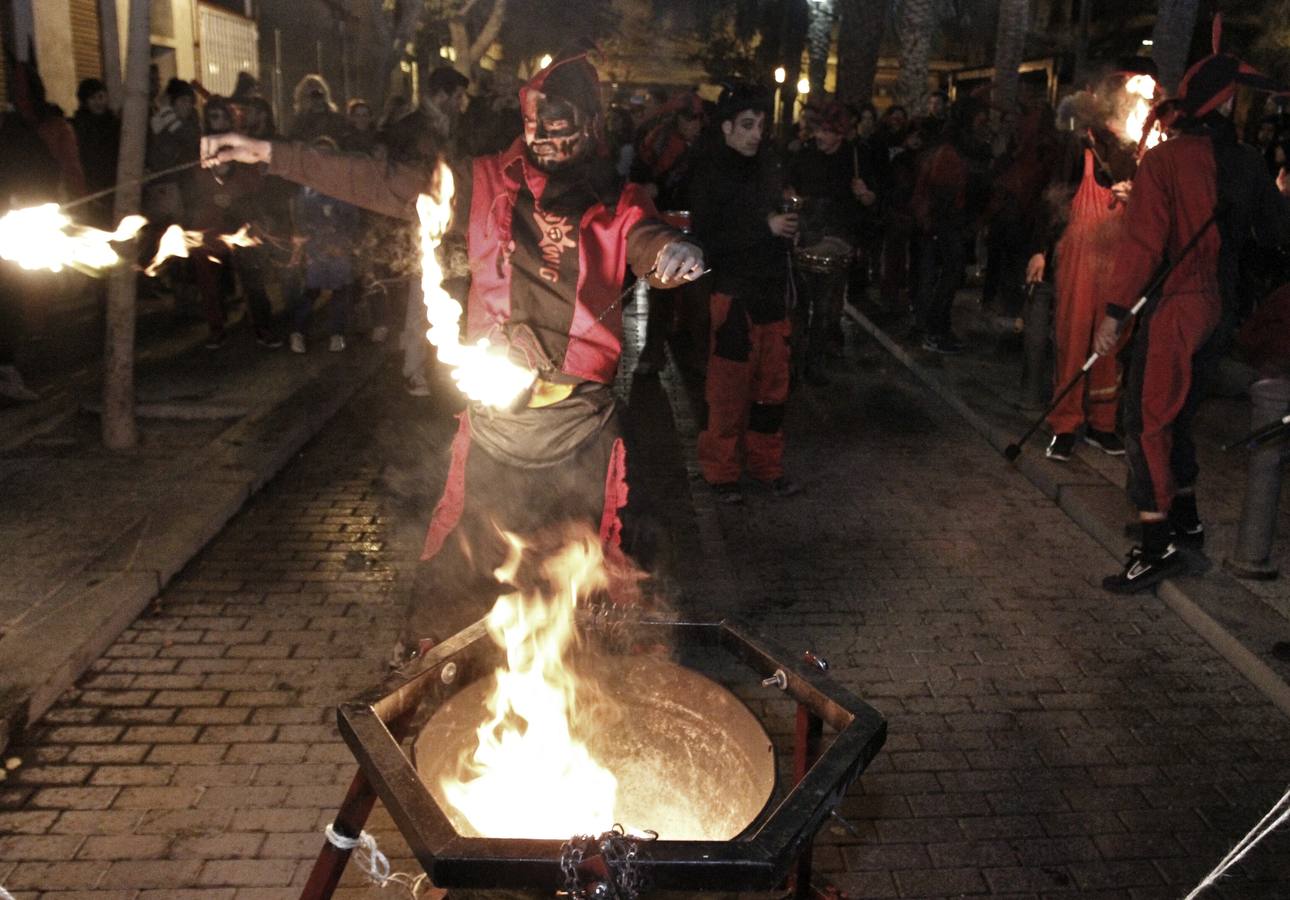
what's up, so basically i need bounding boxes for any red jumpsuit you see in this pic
[1048,150,1127,435]
[1106,133,1223,514]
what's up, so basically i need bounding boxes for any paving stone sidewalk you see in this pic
[0,330,391,754]
[839,293,1290,713]
[1,295,1286,898]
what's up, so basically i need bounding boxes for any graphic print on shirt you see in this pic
[533,208,577,283]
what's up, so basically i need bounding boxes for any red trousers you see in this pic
[698,293,791,484]
[1123,291,1220,513]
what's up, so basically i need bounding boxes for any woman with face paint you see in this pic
[202,50,704,656]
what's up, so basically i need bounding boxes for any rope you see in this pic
[1182,784,1290,899]
[323,823,429,898]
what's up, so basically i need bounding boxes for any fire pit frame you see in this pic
[300,617,887,898]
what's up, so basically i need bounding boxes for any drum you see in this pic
[793,235,855,275]
[660,209,693,234]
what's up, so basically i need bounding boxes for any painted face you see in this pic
[722,110,765,157]
[524,93,591,170]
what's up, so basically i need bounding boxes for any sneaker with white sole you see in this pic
[329,335,346,352]
[1084,428,1125,455]
[1102,543,1187,594]
[1046,432,1076,461]
[289,332,306,354]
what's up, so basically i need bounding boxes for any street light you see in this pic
[538,53,553,70]
[797,77,810,95]
[774,66,786,84]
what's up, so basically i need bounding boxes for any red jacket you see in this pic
[463,139,675,383]
[1105,132,1221,318]
[270,139,677,384]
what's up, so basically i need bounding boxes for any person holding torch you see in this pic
[1093,48,1290,593]
[203,49,704,652]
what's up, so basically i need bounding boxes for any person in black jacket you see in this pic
[689,84,801,504]
[72,78,120,227]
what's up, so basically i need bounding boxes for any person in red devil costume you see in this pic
[203,50,704,648]
[1033,88,1138,461]
[1093,29,1290,593]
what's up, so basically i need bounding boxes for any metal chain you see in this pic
[558,824,654,900]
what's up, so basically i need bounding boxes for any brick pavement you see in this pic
[1,310,1288,897]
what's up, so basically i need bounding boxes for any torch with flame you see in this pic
[0,203,145,273]
[0,202,261,277]
[440,530,622,839]
[415,164,537,409]
[142,223,262,277]
[1121,74,1165,152]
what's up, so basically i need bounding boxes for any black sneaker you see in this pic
[1084,428,1125,455]
[1171,521,1205,549]
[255,330,284,349]
[1046,433,1076,461]
[1102,543,1187,594]
[713,482,744,505]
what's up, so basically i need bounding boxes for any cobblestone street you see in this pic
[1,327,1288,898]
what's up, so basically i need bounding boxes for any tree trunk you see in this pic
[779,0,809,131]
[1151,0,1201,95]
[1074,0,1091,82]
[102,0,150,450]
[894,0,934,112]
[449,0,508,78]
[806,0,836,95]
[992,0,1030,112]
[98,0,122,109]
[835,0,886,105]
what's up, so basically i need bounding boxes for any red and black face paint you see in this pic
[523,93,591,170]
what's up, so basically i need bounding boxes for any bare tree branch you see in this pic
[469,0,507,65]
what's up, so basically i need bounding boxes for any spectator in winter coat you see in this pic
[187,96,280,350]
[910,96,992,353]
[144,78,200,224]
[289,137,362,354]
[287,74,349,145]
[72,78,121,226]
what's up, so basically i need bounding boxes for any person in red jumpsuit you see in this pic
[1095,51,1290,593]
[1037,117,1136,461]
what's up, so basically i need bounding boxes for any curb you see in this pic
[0,345,392,753]
[844,302,1290,720]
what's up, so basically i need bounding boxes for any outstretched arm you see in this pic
[202,133,427,222]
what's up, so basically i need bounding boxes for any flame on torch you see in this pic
[218,224,259,250]
[0,203,145,273]
[1122,74,1164,151]
[416,164,537,409]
